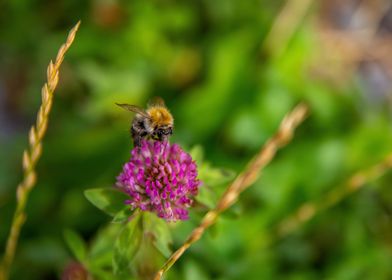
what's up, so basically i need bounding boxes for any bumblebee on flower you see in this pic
[116,97,201,221]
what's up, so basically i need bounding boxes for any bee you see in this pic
[116,97,174,147]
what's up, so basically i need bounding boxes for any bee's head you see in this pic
[153,126,173,140]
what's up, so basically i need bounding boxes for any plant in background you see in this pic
[3,1,392,279]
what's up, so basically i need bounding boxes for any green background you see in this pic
[1,0,392,279]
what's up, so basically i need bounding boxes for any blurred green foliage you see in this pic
[1,0,392,279]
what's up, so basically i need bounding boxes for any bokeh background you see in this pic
[1,0,392,279]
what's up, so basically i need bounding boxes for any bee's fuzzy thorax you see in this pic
[147,107,173,126]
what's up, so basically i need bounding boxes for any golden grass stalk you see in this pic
[262,0,314,56]
[0,21,80,280]
[154,103,308,280]
[275,153,392,238]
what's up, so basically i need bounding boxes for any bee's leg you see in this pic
[131,126,142,147]
[132,122,150,147]
[133,137,141,147]
[159,134,169,143]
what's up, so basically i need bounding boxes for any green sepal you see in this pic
[112,207,133,223]
[142,212,173,257]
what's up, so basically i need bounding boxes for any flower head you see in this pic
[116,140,201,221]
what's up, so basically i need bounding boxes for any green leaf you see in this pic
[189,145,235,186]
[88,267,116,280]
[195,185,216,209]
[133,232,165,279]
[188,145,204,165]
[89,224,122,269]
[198,164,235,186]
[113,213,143,275]
[142,212,173,257]
[84,188,129,216]
[63,229,87,262]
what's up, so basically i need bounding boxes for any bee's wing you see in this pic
[115,103,151,119]
[148,96,166,107]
